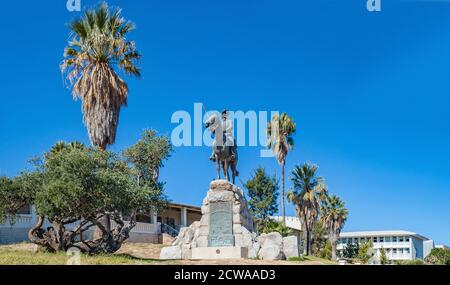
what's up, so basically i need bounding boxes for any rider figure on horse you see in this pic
[209,109,237,162]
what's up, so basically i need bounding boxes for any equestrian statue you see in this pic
[205,110,239,184]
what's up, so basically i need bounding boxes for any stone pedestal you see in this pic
[159,180,300,261]
[191,246,248,260]
[196,180,254,249]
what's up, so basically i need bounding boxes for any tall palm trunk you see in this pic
[94,144,111,239]
[306,227,311,255]
[332,242,337,261]
[330,231,337,260]
[281,160,286,226]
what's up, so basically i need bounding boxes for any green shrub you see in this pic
[318,241,332,260]
[425,248,450,265]
[260,220,293,237]
[395,259,425,265]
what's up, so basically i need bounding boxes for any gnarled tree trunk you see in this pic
[28,212,137,255]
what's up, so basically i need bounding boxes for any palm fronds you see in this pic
[61,2,141,149]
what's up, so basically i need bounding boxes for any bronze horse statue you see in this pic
[205,114,239,184]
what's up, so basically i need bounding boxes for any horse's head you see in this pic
[205,113,220,132]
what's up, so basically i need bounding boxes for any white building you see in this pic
[435,244,449,250]
[270,216,302,231]
[337,230,434,264]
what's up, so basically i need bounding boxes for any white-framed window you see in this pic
[393,236,397,242]
[399,237,404,242]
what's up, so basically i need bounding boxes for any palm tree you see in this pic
[267,113,296,226]
[320,194,348,261]
[61,2,141,151]
[61,2,141,238]
[46,141,85,159]
[287,162,327,255]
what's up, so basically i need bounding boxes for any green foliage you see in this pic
[379,247,389,265]
[0,173,40,224]
[35,145,157,221]
[260,220,292,237]
[395,259,425,265]
[267,113,296,162]
[320,194,348,260]
[318,240,332,260]
[320,194,348,237]
[357,240,374,264]
[343,241,359,259]
[311,220,328,256]
[123,129,172,212]
[244,167,279,224]
[123,129,173,185]
[1,135,172,253]
[425,248,450,265]
[287,256,306,262]
[287,162,327,255]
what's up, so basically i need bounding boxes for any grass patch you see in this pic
[287,255,337,265]
[0,249,162,265]
[287,256,306,262]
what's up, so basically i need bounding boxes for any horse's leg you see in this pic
[231,161,237,184]
[224,160,229,182]
[216,158,221,180]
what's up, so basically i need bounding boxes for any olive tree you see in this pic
[1,141,169,254]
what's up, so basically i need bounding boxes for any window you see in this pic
[405,248,410,254]
[405,237,410,242]
[342,238,347,244]
[399,237,404,242]
[380,237,384,243]
[393,249,397,254]
[136,214,149,223]
[385,237,391,242]
[392,237,397,242]
[373,237,378,243]
[18,205,31,215]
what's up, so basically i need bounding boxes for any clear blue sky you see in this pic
[0,0,449,245]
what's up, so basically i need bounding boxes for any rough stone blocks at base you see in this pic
[191,247,248,260]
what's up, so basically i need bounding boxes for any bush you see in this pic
[425,248,450,265]
[0,131,171,255]
[260,220,293,237]
[318,241,332,260]
[395,259,425,265]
